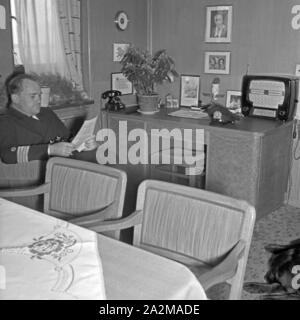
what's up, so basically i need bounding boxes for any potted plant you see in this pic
[33,73,88,106]
[120,46,178,113]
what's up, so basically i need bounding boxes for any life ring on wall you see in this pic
[114,11,129,31]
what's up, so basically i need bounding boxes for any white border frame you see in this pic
[226,90,242,113]
[111,72,133,95]
[205,5,232,43]
[180,75,201,107]
[204,51,231,74]
[295,64,300,77]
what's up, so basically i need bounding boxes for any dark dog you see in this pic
[244,239,300,300]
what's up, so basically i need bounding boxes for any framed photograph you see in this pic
[113,43,130,62]
[204,51,231,74]
[226,90,242,114]
[205,5,232,43]
[180,75,201,107]
[295,64,300,77]
[111,72,133,95]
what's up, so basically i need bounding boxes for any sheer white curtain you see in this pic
[57,0,84,91]
[11,0,84,93]
[12,0,68,76]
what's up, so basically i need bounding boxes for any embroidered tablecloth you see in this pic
[0,198,106,300]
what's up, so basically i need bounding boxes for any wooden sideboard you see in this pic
[101,108,294,220]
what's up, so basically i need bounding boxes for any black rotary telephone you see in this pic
[201,102,243,124]
[101,90,125,111]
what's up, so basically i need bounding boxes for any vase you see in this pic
[211,83,219,101]
[137,94,160,113]
[41,86,50,107]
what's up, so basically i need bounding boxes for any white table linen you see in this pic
[0,197,207,300]
[98,235,207,300]
[0,198,106,300]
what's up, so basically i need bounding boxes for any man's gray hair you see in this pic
[6,73,38,96]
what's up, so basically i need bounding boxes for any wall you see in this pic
[0,0,13,80]
[152,0,300,105]
[88,0,148,101]
[151,0,300,207]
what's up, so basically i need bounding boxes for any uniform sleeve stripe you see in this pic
[17,146,29,163]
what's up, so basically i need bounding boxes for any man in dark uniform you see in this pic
[0,73,96,164]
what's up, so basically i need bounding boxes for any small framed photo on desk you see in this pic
[226,90,241,114]
[180,75,201,107]
[111,72,133,95]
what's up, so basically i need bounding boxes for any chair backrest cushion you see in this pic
[45,158,124,217]
[137,182,250,265]
[0,160,46,187]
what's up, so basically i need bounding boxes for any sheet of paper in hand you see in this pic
[72,117,97,152]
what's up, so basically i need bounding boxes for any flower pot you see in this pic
[41,86,50,107]
[137,94,159,113]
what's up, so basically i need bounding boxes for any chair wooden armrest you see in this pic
[88,210,143,233]
[197,240,246,290]
[68,202,116,226]
[0,183,50,197]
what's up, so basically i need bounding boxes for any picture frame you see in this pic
[226,90,242,114]
[111,72,133,95]
[205,5,232,43]
[204,51,231,74]
[295,64,300,77]
[113,43,130,62]
[179,75,201,107]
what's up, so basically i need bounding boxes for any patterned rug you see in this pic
[242,205,300,300]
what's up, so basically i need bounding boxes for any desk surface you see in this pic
[0,198,206,300]
[108,107,292,136]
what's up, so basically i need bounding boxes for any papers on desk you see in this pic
[169,109,209,120]
[71,117,97,152]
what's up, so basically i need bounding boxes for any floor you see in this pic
[241,205,300,300]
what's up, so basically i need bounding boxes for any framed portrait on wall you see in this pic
[204,51,231,74]
[0,5,6,29]
[179,75,201,107]
[111,72,133,95]
[205,5,232,43]
[226,90,242,114]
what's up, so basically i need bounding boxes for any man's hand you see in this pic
[49,142,75,157]
[82,135,98,151]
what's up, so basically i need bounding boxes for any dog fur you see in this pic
[244,239,300,300]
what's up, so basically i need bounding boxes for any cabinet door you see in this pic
[206,130,260,206]
[147,122,206,188]
[106,115,148,241]
[257,124,293,215]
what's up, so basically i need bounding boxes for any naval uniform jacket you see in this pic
[0,107,71,164]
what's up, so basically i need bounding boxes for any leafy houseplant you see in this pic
[33,73,88,106]
[120,46,178,112]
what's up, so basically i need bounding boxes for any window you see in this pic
[10,0,87,102]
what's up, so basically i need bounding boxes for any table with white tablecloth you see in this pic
[0,197,206,300]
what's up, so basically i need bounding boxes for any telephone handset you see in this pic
[201,102,243,124]
[101,90,125,111]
